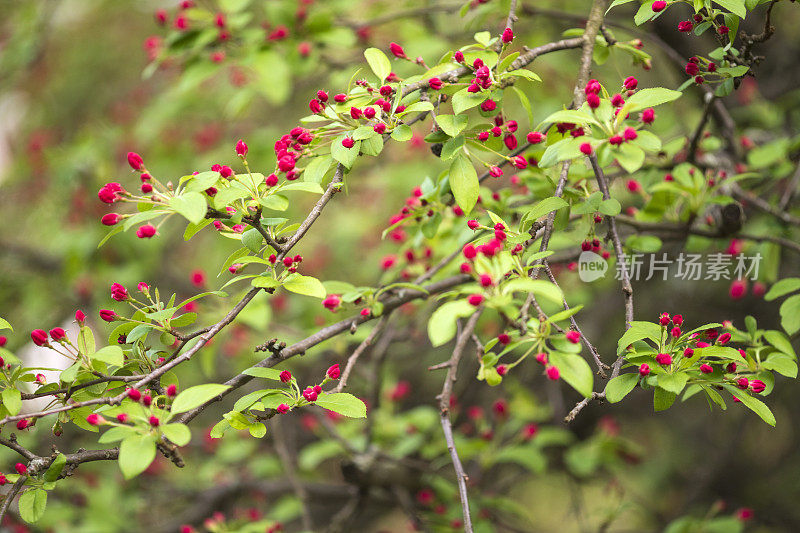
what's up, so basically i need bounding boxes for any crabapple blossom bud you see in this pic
[671,327,681,337]
[479,274,493,287]
[31,329,48,346]
[684,348,694,357]
[580,142,593,155]
[678,20,693,32]
[502,28,514,43]
[717,333,731,345]
[326,364,341,380]
[623,127,638,141]
[496,364,507,376]
[111,283,128,301]
[302,387,318,402]
[127,152,144,171]
[49,328,66,341]
[280,371,292,383]
[685,62,700,76]
[16,419,29,430]
[546,365,560,380]
[101,213,120,226]
[235,139,248,157]
[166,384,177,397]
[266,173,279,187]
[467,220,480,230]
[322,295,341,311]
[527,131,544,144]
[585,79,601,94]
[736,377,749,389]
[86,414,103,426]
[463,244,477,260]
[428,77,443,90]
[652,0,667,10]
[309,99,323,113]
[750,380,766,393]
[610,93,625,107]
[566,331,581,344]
[627,180,641,193]
[137,224,157,239]
[467,294,484,306]
[149,416,160,427]
[639,363,651,376]
[342,137,355,148]
[656,353,672,365]
[75,310,86,323]
[586,92,600,109]
[498,333,511,345]
[480,99,496,112]
[389,42,406,58]
[700,363,713,373]
[127,388,141,402]
[504,133,518,150]
[718,25,729,35]
[276,404,290,414]
[15,463,27,475]
[641,108,655,124]
[454,50,464,62]
[535,352,548,365]
[623,76,638,90]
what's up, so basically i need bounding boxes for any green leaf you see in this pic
[43,454,66,482]
[314,392,367,418]
[626,235,662,253]
[502,278,563,304]
[118,434,157,479]
[243,366,284,380]
[251,276,280,289]
[624,87,682,112]
[780,294,800,335]
[449,154,479,214]
[761,354,798,378]
[436,114,469,137]
[2,387,22,416]
[452,89,486,114]
[391,124,413,142]
[428,300,478,347]
[549,352,594,397]
[0,317,11,331]
[170,192,207,224]
[615,143,645,173]
[77,325,96,356]
[170,384,231,414]
[763,330,796,358]
[90,346,124,367]
[19,488,47,523]
[302,155,335,184]
[714,0,746,18]
[331,136,360,169]
[725,385,776,426]
[538,109,599,130]
[364,47,391,81]
[605,373,639,403]
[524,197,569,221]
[606,0,637,13]
[654,386,677,411]
[283,274,326,299]
[161,423,191,446]
[617,321,661,353]
[657,372,689,395]
[764,278,800,301]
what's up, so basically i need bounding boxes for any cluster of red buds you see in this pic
[684,56,717,85]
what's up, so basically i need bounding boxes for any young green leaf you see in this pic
[314,392,367,418]
[170,384,231,414]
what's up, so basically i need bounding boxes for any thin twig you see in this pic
[335,315,391,392]
[437,310,482,533]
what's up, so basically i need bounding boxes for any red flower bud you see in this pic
[454,50,464,63]
[501,27,514,43]
[652,0,667,11]
[101,213,120,226]
[623,76,638,90]
[678,20,693,32]
[639,363,650,376]
[280,371,292,383]
[749,379,766,393]
[127,388,141,402]
[389,42,406,59]
[467,294,484,306]
[586,92,600,109]
[327,364,340,380]
[166,384,177,397]
[276,404,290,414]
[717,332,731,345]
[342,137,355,149]
[136,224,157,239]
[31,329,48,346]
[127,152,144,171]
[428,77,443,90]
[15,463,27,475]
[117,413,128,423]
[323,295,342,311]
[16,419,29,430]
[497,333,511,345]
[700,363,713,374]
[49,328,66,341]
[235,139,248,157]
[110,282,128,302]
[580,142,593,155]
[496,364,507,376]
[656,353,672,365]
[99,310,117,322]
[86,413,103,426]
[527,131,544,144]
[149,416,160,427]
[546,365,560,380]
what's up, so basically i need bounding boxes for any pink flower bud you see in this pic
[86,414,103,426]
[586,92,601,109]
[652,0,667,11]
[717,333,731,345]
[467,294,484,306]
[127,152,144,171]
[136,224,157,239]
[684,347,694,357]
[16,419,29,430]
[527,131,544,144]
[566,331,581,344]
[498,333,511,345]
[623,76,638,90]
[166,384,177,397]
[127,388,141,402]
[110,283,128,302]
[749,380,766,394]
[322,295,342,311]
[326,364,340,380]
[678,20,693,32]
[101,213,120,226]
[546,365,560,380]
[641,108,655,123]
[31,329,48,346]
[580,142,593,155]
[276,404,290,414]
[49,328,66,341]
[15,463,27,475]
[99,310,117,322]
[149,416,160,427]
[235,139,248,157]
[736,377,749,389]
[428,77,443,90]
[623,127,638,141]
[656,353,672,365]
[389,42,406,59]
[479,274,493,287]
[501,27,514,43]
[496,364,507,376]
[75,310,86,323]
[280,371,292,383]
[117,413,128,423]
[342,137,355,149]
[671,327,681,338]
[639,363,650,376]
[700,363,713,374]
[454,50,464,62]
